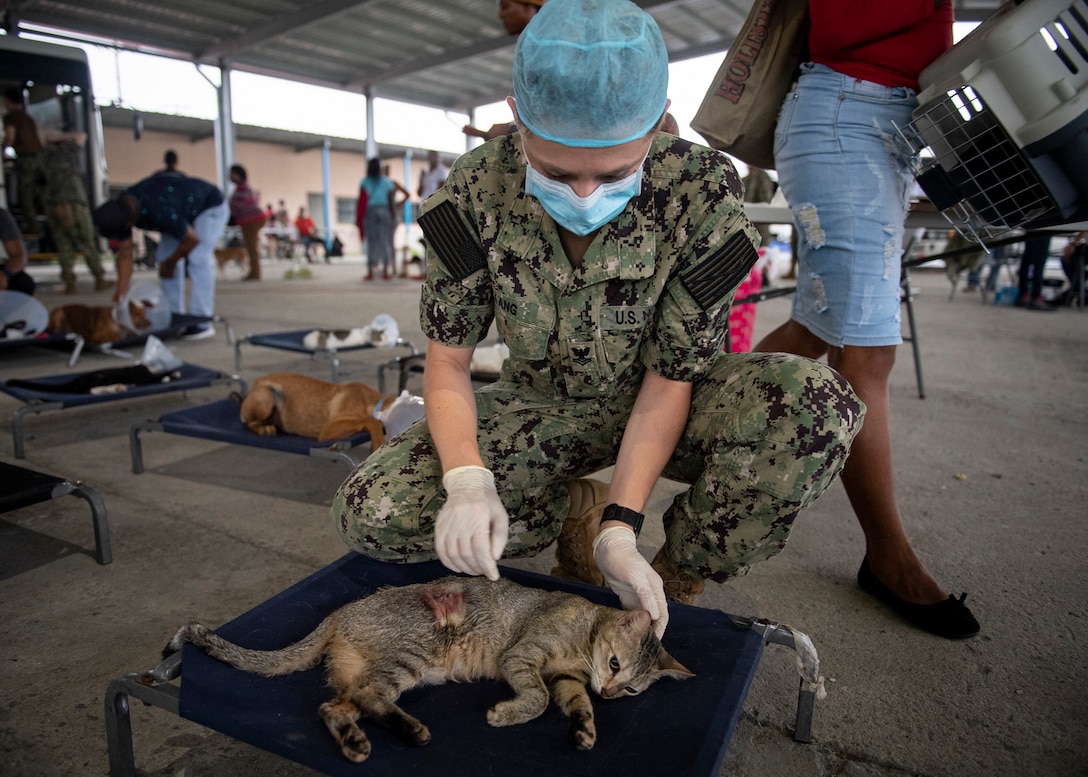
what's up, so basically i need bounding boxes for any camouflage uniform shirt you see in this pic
[418,132,761,399]
[334,132,865,583]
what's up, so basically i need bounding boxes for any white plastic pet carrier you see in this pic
[900,0,1088,239]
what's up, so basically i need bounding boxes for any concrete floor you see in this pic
[1,256,1086,777]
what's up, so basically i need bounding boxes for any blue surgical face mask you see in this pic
[524,161,643,236]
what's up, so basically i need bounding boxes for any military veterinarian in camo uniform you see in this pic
[43,135,112,294]
[333,0,864,637]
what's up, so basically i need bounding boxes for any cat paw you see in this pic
[404,721,431,747]
[487,700,541,727]
[321,700,371,763]
[339,729,371,763]
[570,712,596,750]
[382,712,431,747]
[572,728,596,750]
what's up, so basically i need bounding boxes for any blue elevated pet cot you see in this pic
[0,314,231,367]
[234,328,417,381]
[105,553,825,777]
[0,290,85,365]
[0,330,86,365]
[129,397,375,473]
[377,351,501,394]
[0,363,245,459]
[100,313,234,358]
[0,460,111,565]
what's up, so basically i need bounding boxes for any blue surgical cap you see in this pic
[513,0,668,148]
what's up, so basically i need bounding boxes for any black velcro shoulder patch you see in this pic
[680,231,759,310]
[418,200,487,282]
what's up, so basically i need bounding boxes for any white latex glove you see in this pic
[435,465,509,581]
[593,526,669,638]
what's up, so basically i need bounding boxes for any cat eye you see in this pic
[608,656,620,672]
[624,686,639,695]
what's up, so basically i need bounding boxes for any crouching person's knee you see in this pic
[331,461,442,563]
[709,352,865,505]
[758,354,865,499]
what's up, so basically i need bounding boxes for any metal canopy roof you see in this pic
[7,0,1002,113]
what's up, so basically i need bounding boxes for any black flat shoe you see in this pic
[857,557,980,640]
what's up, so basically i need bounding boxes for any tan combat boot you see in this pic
[64,279,78,294]
[94,277,115,292]
[550,478,610,586]
[651,547,706,604]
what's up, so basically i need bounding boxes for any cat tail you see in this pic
[166,619,336,677]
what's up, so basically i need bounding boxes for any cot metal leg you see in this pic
[105,678,136,777]
[400,353,426,393]
[216,375,248,396]
[130,421,163,474]
[12,407,27,460]
[733,616,824,744]
[51,480,112,564]
[901,267,926,399]
[66,334,86,367]
[12,401,63,459]
[214,314,236,345]
[233,336,251,372]
[793,681,817,744]
[377,358,396,395]
[378,353,425,394]
[396,337,421,357]
[105,653,182,777]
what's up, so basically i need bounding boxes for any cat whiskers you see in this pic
[576,648,601,693]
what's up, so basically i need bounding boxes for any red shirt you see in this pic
[294,215,316,237]
[809,0,954,91]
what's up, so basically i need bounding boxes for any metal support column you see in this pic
[321,139,332,252]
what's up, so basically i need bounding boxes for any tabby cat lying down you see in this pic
[167,575,693,762]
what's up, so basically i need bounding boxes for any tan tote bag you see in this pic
[691,0,810,170]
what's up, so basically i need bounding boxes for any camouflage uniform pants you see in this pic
[48,201,106,283]
[332,352,864,582]
[14,154,45,227]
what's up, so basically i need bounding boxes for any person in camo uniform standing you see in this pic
[42,132,113,294]
[332,0,864,637]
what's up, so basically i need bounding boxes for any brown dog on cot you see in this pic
[238,372,397,448]
[47,302,152,346]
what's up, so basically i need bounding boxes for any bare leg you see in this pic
[755,320,946,604]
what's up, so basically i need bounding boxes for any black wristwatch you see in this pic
[600,503,644,537]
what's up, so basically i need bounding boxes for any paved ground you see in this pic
[1,255,1085,777]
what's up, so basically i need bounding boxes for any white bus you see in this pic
[1,33,108,229]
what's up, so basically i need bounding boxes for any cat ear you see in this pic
[655,648,695,680]
[618,609,653,634]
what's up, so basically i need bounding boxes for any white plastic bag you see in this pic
[374,391,425,439]
[139,335,183,374]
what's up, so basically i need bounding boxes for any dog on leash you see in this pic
[214,246,249,277]
[47,301,152,346]
[237,372,398,447]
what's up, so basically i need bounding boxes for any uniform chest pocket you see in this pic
[598,304,653,366]
[494,290,554,361]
